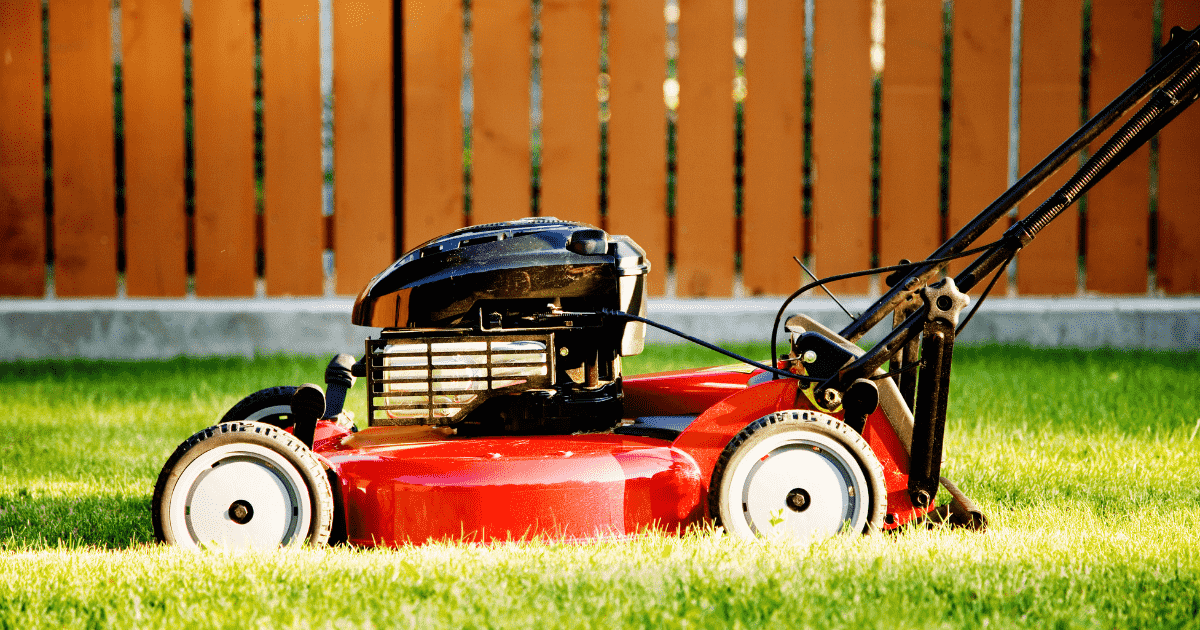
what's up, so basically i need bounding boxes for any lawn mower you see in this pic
[152,25,1200,549]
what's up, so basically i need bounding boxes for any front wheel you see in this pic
[709,410,887,540]
[152,421,334,550]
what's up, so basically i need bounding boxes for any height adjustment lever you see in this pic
[322,354,358,420]
[907,279,969,509]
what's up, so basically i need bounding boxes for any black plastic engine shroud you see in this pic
[353,218,649,355]
[353,218,651,433]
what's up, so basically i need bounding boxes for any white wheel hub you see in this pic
[723,430,869,539]
[168,443,313,550]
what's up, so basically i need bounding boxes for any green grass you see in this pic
[1,345,1199,629]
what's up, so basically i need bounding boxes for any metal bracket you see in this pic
[906,277,968,509]
[921,278,970,328]
[892,294,922,413]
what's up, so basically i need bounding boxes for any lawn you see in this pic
[1,345,1198,629]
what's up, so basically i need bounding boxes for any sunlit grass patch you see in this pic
[1,346,1198,628]
[2,511,1199,629]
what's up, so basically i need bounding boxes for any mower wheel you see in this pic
[710,410,886,540]
[219,386,297,429]
[152,421,334,550]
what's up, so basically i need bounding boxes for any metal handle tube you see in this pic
[830,53,1200,388]
[838,30,1200,343]
[840,62,1195,385]
[1019,47,1200,243]
[836,306,927,381]
[815,30,1200,395]
[832,58,1198,387]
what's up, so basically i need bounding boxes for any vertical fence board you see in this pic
[472,0,531,225]
[742,0,803,296]
[675,0,734,297]
[122,0,187,297]
[947,0,1011,292]
[0,0,45,297]
[334,0,393,293]
[192,0,256,296]
[49,0,116,297]
[1086,0,1151,294]
[1017,0,1082,295]
[403,0,462,250]
[811,0,872,294]
[606,0,666,295]
[263,0,323,295]
[1156,0,1200,294]
[540,0,600,225]
[879,0,942,273]
[2,1,1189,302]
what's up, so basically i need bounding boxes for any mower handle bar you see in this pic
[805,25,1200,388]
[838,24,1200,345]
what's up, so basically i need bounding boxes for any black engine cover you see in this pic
[352,218,650,355]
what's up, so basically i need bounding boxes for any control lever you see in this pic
[322,354,358,420]
[290,384,326,449]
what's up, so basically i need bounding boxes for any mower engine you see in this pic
[351,218,649,435]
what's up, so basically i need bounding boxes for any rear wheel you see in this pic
[152,421,334,550]
[219,386,297,429]
[710,410,886,540]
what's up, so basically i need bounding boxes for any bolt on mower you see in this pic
[153,24,1200,550]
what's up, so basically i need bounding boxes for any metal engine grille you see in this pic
[366,333,554,426]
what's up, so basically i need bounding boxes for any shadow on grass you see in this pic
[0,491,155,550]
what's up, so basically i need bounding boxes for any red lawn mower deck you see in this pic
[151,218,969,549]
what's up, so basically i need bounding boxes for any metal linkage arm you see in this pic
[904,280,969,508]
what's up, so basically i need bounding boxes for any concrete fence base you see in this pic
[2,297,1198,361]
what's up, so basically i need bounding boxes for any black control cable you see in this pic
[955,251,1014,336]
[599,310,822,383]
[769,238,1011,377]
[592,238,1010,386]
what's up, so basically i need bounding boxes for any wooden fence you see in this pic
[1,0,1198,300]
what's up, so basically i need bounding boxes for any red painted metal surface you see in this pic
[670,377,799,491]
[660,376,920,528]
[625,367,920,526]
[319,427,703,545]
[623,365,758,416]
[312,364,928,545]
[311,420,354,450]
[859,408,920,527]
